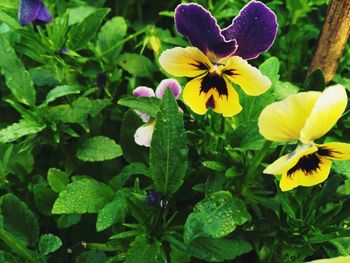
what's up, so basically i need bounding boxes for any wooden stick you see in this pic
[308,0,350,83]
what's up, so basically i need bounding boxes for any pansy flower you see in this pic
[258,85,350,191]
[133,79,182,147]
[18,0,52,26]
[159,1,277,117]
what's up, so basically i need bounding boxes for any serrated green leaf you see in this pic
[96,190,128,232]
[150,89,188,195]
[0,34,36,106]
[189,237,252,262]
[67,8,110,50]
[0,119,45,143]
[76,250,107,263]
[118,96,161,118]
[97,16,127,62]
[47,168,69,193]
[52,178,114,214]
[118,53,154,78]
[184,191,251,243]
[77,136,122,162]
[57,214,81,229]
[0,193,39,247]
[33,185,57,216]
[125,235,162,263]
[38,234,62,256]
[45,86,80,104]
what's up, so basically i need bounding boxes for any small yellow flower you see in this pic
[258,85,350,191]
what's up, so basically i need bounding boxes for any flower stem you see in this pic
[216,117,226,151]
[0,229,44,263]
[242,141,272,193]
[100,27,149,57]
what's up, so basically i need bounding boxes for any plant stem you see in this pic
[100,27,149,57]
[0,229,44,263]
[241,141,272,193]
[216,117,226,151]
[86,242,121,252]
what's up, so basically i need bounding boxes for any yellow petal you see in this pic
[258,92,321,142]
[300,85,348,143]
[212,79,242,117]
[307,256,350,263]
[224,56,271,96]
[183,77,209,115]
[264,144,318,175]
[280,155,332,191]
[318,142,350,160]
[183,76,243,117]
[159,47,212,77]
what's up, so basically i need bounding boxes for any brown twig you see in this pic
[308,0,350,83]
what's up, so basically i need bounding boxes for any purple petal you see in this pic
[133,86,155,97]
[35,3,52,24]
[135,110,151,123]
[155,79,182,99]
[221,1,278,60]
[18,0,52,26]
[175,3,237,60]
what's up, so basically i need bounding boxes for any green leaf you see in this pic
[304,69,325,91]
[67,8,110,50]
[109,162,151,190]
[189,237,252,262]
[52,178,114,214]
[57,214,81,229]
[76,136,122,162]
[97,16,127,62]
[45,86,80,104]
[125,235,162,263]
[0,119,45,143]
[118,53,154,78]
[0,34,36,106]
[118,96,161,118]
[184,191,251,243]
[259,57,280,86]
[33,185,57,216]
[96,190,128,232]
[47,168,69,193]
[0,193,39,247]
[38,234,62,256]
[76,250,107,263]
[202,161,226,172]
[170,245,191,263]
[150,89,188,195]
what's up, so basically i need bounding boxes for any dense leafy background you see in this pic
[1,0,350,262]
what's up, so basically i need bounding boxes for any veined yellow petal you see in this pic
[300,85,348,143]
[258,92,320,142]
[280,156,332,191]
[213,78,242,117]
[224,56,271,96]
[183,76,242,117]
[183,77,209,115]
[159,47,213,77]
[318,142,350,160]
[264,144,318,175]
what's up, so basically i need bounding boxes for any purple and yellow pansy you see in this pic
[259,85,350,191]
[133,79,182,147]
[18,0,52,26]
[159,1,277,117]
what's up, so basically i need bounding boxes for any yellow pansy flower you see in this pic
[258,85,350,191]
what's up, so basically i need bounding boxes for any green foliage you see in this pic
[184,191,251,243]
[0,0,349,262]
[38,234,62,256]
[0,34,36,106]
[52,179,114,214]
[76,136,122,162]
[150,89,188,195]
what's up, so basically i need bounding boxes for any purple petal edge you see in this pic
[155,79,182,99]
[133,86,155,98]
[19,0,52,26]
[36,3,52,24]
[175,3,237,60]
[221,1,278,60]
